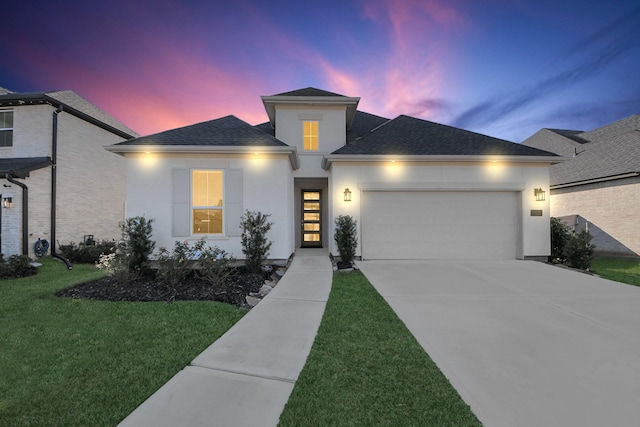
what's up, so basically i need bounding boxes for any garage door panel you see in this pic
[362,191,518,260]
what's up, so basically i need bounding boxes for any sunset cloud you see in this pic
[1,0,638,142]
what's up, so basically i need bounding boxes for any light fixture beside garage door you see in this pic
[343,188,352,202]
[534,188,546,201]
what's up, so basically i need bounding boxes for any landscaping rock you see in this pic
[246,295,261,307]
[258,285,273,297]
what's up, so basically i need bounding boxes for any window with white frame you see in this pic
[192,170,224,234]
[0,110,14,147]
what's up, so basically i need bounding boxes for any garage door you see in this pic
[361,191,519,260]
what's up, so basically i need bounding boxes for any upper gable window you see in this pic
[192,170,224,234]
[0,110,13,147]
[303,121,319,151]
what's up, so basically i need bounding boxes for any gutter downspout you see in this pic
[51,105,73,270]
[6,174,28,256]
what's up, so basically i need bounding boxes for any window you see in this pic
[192,170,223,234]
[0,110,13,147]
[303,121,318,151]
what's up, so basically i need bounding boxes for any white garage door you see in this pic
[361,191,519,260]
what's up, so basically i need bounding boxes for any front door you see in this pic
[301,190,322,247]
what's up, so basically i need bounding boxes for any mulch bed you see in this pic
[55,268,268,307]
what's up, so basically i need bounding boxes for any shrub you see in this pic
[563,230,594,270]
[197,244,235,287]
[123,216,155,273]
[334,215,357,265]
[96,241,137,284]
[0,254,37,279]
[59,240,116,264]
[155,241,194,287]
[240,210,273,274]
[550,217,571,263]
[155,239,236,287]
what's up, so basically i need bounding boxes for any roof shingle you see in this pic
[114,115,288,147]
[333,115,558,157]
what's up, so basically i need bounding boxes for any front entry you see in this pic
[301,190,322,247]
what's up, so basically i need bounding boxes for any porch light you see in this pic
[2,197,12,208]
[534,188,546,201]
[343,188,352,202]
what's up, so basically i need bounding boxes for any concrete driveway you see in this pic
[357,260,640,427]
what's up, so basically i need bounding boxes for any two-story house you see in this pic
[0,87,136,258]
[107,87,559,261]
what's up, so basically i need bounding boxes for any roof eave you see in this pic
[322,154,566,170]
[551,171,640,189]
[0,93,136,140]
[105,144,300,170]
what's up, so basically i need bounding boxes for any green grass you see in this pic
[591,258,640,287]
[279,271,481,426]
[0,258,246,427]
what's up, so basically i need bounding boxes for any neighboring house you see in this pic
[523,115,640,257]
[0,87,137,258]
[106,87,559,261]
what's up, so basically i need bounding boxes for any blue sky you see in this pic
[1,0,639,142]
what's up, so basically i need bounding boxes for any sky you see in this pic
[1,0,639,142]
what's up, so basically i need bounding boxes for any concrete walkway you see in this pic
[358,260,640,427]
[119,249,333,427]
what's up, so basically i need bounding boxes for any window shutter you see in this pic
[225,169,243,236]
[172,169,190,237]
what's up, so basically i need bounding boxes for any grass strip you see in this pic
[0,258,246,426]
[591,258,640,287]
[279,271,481,426]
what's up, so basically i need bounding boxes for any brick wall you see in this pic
[1,104,127,257]
[551,176,640,256]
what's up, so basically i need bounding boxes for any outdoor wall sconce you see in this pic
[534,188,546,201]
[343,188,352,202]
[2,197,12,208]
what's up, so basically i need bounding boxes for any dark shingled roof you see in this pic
[272,87,346,97]
[113,115,288,147]
[333,115,558,157]
[347,111,390,142]
[0,157,52,178]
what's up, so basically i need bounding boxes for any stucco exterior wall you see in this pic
[275,106,346,154]
[329,161,551,259]
[123,153,294,261]
[551,177,640,256]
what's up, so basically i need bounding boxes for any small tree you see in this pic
[563,230,594,270]
[240,210,273,274]
[334,215,357,265]
[550,217,571,263]
[123,216,155,273]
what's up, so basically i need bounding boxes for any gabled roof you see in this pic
[112,115,287,147]
[273,87,346,97]
[332,115,558,157]
[0,157,52,178]
[523,115,640,187]
[0,89,137,138]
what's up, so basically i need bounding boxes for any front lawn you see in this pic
[0,258,246,426]
[591,258,640,287]
[278,271,481,426]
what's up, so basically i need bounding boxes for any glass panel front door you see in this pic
[301,190,322,247]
